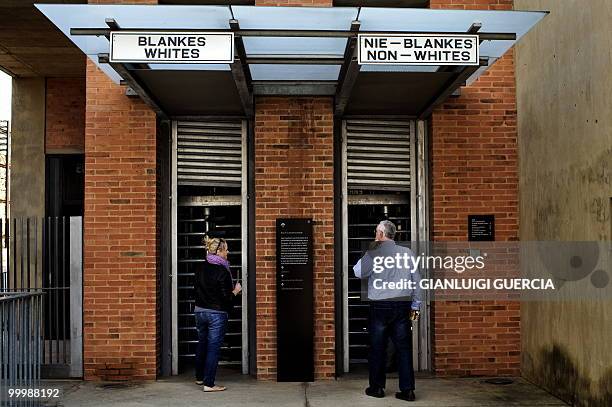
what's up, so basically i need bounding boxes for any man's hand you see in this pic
[410,310,420,321]
[233,282,242,296]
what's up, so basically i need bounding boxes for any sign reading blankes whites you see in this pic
[358,34,479,66]
[109,32,234,63]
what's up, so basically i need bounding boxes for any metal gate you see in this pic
[1,291,43,407]
[176,120,243,188]
[341,119,430,373]
[0,217,83,378]
[177,198,244,368]
[345,119,412,191]
[171,120,249,375]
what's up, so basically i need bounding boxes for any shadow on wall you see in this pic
[523,344,612,407]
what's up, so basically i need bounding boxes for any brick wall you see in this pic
[431,0,513,10]
[45,77,85,152]
[254,97,335,380]
[83,58,158,380]
[429,0,520,376]
[82,0,159,382]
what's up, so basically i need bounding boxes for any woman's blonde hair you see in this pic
[203,236,227,254]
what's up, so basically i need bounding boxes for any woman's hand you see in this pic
[233,282,242,295]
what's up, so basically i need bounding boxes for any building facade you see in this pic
[5,0,541,385]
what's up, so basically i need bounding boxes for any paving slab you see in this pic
[40,368,566,407]
[307,376,567,406]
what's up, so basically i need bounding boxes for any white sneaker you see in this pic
[203,385,227,392]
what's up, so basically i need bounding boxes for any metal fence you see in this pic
[0,120,7,220]
[0,291,43,407]
[0,216,82,379]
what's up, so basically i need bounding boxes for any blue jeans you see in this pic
[368,301,415,392]
[195,310,228,386]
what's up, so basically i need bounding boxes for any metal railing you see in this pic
[0,291,43,407]
[0,216,83,378]
[0,120,8,220]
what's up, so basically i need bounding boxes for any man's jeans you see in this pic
[368,301,415,392]
[195,310,228,386]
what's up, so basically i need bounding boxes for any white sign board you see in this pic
[358,34,479,66]
[109,32,234,64]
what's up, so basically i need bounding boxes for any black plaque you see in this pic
[468,215,495,241]
[276,218,314,382]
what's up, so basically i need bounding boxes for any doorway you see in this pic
[339,119,431,373]
[169,120,250,375]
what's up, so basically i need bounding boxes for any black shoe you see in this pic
[365,387,385,398]
[395,390,416,402]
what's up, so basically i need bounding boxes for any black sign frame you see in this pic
[468,214,495,241]
[276,218,314,382]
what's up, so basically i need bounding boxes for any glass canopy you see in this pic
[36,4,547,83]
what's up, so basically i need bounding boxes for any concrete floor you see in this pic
[42,368,567,407]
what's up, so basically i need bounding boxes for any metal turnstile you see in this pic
[171,120,248,375]
[347,200,411,364]
[177,200,243,367]
[341,119,430,373]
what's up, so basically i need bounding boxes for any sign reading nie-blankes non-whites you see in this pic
[358,34,479,66]
[109,32,234,64]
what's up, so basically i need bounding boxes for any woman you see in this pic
[194,236,241,392]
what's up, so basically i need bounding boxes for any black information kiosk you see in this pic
[276,218,314,382]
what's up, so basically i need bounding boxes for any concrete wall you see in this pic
[10,77,45,218]
[515,1,612,405]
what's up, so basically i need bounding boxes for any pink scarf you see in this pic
[206,253,230,271]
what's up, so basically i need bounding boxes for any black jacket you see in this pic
[193,260,235,313]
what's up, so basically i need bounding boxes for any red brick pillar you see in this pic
[429,0,520,376]
[254,98,335,380]
[83,0,159,381]
[253,0,335,381]
[84,60,158,381]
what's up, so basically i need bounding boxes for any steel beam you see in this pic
[98,53,168,118]
[178,195,242,207]
[437,22,482,73]
[335,20,361,118]
[468,22,483,34]
[230,19,254,118]
[342,114,417,120]
[247,57,345,65]
[419,57,488,119]
[171,115,247,121]
[252,81,336,96]
[105,18,120,31]
[71,27,517,41]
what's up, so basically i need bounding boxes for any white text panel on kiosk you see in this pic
[109,32,234,64]
[358,34,479,66]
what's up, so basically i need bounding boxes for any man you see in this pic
[354,220,422,402]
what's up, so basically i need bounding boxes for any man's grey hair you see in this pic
[377,220,396,240]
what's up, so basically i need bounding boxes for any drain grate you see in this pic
[100,382,133,389]
[483,378,514,385]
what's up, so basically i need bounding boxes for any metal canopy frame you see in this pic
[70,14,520,119]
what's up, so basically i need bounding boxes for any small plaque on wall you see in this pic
[468,215,495,241]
